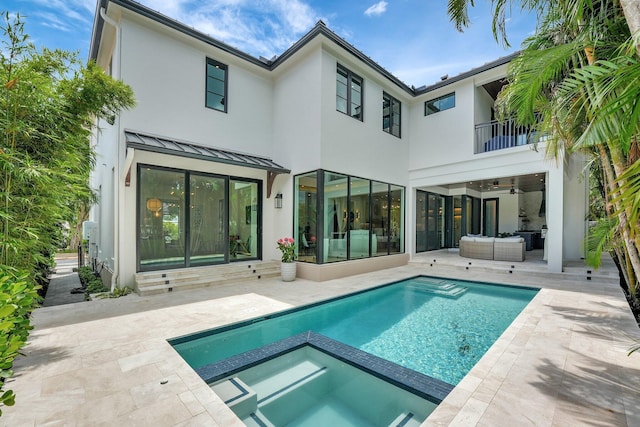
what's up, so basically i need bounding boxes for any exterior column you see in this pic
[546,167,564,272]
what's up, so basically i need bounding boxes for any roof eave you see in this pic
[416,52,519,95]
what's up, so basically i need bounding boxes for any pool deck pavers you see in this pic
[2,253,639,426]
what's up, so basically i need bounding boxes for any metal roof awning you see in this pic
[124,131,290,197]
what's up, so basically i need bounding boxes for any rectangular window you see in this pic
[336,64,363,120]
[382,92,401,138]
[425,92,455,115]
[206,58,227,112]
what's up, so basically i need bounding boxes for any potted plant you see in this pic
[277,237,296,281]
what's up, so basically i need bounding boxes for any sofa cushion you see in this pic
[475,237,495,243]
[495,237,524,242]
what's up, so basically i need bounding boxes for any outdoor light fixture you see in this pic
[274,193,283,209]
[146,198,162,217]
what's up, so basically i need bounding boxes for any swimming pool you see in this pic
[171,276,538,385]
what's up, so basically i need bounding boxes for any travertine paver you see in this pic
[2,255,639,427]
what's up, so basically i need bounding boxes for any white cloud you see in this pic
[271,0,316,33]
[364,1,388,17]
[28,0,92,24]
[138,0,319,59]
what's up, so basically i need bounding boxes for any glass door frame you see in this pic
[483,197,499,237]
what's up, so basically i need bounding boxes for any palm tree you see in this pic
[447,1,640,300]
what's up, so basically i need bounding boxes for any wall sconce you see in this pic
[146,198,162,217]
[274,193,283,209]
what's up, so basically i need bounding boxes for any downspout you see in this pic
[100,7,124,290]
[112,147,134,290]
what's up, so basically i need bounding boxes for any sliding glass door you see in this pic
[138,165,261,271]
[416,190,444,252]
[483,198,499,237]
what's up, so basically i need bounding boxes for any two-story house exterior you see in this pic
[89,0,587,292]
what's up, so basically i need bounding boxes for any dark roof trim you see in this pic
[124,131,290,174]
[91,0,516,98]
[416,52,519,95]
[271,21,415,95]
[90,0,269,69]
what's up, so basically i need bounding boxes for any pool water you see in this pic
[212,346,436,427]
[172,276,538,385]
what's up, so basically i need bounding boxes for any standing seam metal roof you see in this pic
[124,131,290,173]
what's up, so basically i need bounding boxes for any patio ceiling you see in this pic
[443,173,546,194]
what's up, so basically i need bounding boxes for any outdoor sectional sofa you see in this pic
[459,236,526,262]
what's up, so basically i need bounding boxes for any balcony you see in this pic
[475,118,542,154]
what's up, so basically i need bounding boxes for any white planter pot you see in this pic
[280,262,296,282]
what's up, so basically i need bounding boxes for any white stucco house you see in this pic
[88,0,587,293]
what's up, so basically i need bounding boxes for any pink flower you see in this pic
[276,237,296,262]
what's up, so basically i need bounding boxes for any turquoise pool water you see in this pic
[172,276,538,385]
[212,346,437,426]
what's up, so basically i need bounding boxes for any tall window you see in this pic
[206,58,227,112]
[294,170,405,264]
[336,64,363,120]
[138,165,260,271]
[383,92,401,138]
[295,171,318,263]
[425,92,455,115]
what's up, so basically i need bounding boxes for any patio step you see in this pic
[134,261,280,296]
[410,253,620,286]
[408,278,468,298]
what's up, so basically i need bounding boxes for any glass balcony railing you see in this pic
[474,118,544,154]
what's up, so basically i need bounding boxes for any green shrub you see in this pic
[86,277,108,294]
[97,287,133,299]
[77,266,95,286]
[0,267,40,415]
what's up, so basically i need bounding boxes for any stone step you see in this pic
[135,261,280,295]
[408,277,468,298]
[410,260,620,286]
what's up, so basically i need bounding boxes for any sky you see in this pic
[4,0,537,87]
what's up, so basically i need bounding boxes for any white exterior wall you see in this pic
[91,121,119,271]
[118,13,273,155]
[318,50,410,185]
[409,82,475,169]
[474,86,494,125]
[272,47,322,173]
[271,46,323,247]
[496,193,519,234]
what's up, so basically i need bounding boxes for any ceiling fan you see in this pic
[495,181,524,195]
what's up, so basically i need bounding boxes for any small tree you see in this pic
[0,12,134,415]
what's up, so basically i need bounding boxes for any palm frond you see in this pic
[447,0,474,31]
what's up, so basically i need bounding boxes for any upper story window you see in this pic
[206,58,227,112]
[336,64,363,120]
[425,92,455,116]
[382,92,401,138]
